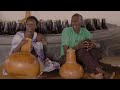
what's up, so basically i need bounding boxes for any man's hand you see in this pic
[85,40,96,51]
[79,41,90,49]
[73,40,90,50]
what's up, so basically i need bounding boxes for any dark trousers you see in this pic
[59,48,102,73]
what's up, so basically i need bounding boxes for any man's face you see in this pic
[26,19,37,33]
[71,16,82,31]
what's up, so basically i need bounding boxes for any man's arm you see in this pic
[72,40,90,51]
[85,39,101,51]
[84,28,100,50]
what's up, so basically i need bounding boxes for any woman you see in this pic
[3,16,60,75]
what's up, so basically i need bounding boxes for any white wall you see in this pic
[0,11,120,26]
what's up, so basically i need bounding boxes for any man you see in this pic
[60,13,115,79]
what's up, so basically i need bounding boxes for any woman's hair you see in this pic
[26,16,39,25]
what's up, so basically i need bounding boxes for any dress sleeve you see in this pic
[9,32,23,55]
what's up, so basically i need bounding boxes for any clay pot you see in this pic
[59,48,84,79]
[4,38,41,79]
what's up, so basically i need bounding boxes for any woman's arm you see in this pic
[11,38,28,54]
[36,33,47,45]
[10,31,31,54]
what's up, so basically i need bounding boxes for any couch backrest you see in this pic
[44,34,61,61]
[1,27,120,63]
[0,34,62,63]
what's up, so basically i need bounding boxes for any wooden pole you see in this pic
[18,11,31,24]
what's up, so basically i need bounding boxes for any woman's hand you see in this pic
[11,38,30,53]
[41,39,47,45]
[20,38,29,47]
[36,33,47,45]
[24,31,33,39]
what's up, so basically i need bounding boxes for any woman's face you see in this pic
[26,19,37,33]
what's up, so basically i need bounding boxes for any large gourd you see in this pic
[4,38,41,79]
[59,48,84,79]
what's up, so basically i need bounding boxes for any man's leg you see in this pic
[88,48,103,62]
[76,48,100,73]
[58,49,115,79]
[59,49,100,73]
[76,48,115,79]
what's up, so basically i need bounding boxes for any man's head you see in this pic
[25,16,38,33]
[71,13,83,32]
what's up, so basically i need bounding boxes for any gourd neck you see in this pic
[21,38,32,53]
[66,48,76,63]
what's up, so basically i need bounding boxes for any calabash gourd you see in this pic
[4,38,41,79]
[59,48,84,79]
